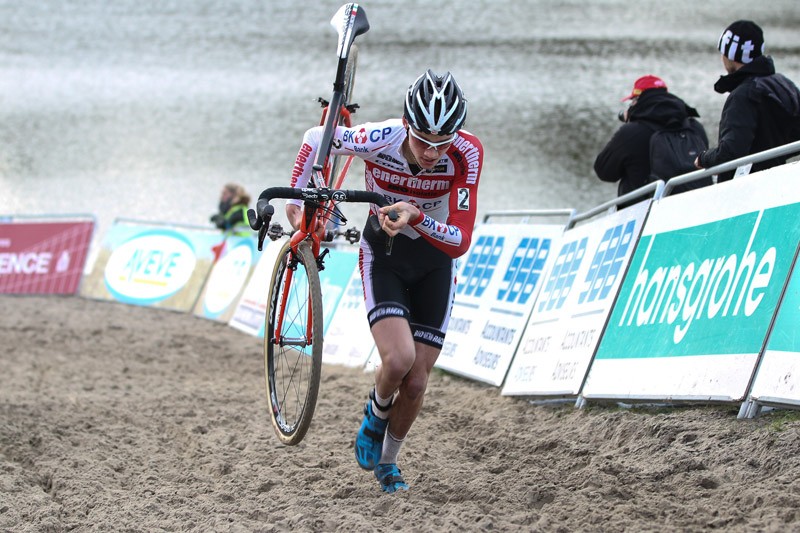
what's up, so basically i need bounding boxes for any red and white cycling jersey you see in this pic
[288,118,483,258]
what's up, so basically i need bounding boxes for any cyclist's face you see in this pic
[403,121,454,169]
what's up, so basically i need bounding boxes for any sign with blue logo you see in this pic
[85,221,220,311]
[583,164,800,402]
[503,201,649,396]
[435,222,566,386]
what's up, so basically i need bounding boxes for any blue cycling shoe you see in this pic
[374,463,409,494]
[355,391,389,470]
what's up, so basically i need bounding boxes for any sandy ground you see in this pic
[1,295,799,532]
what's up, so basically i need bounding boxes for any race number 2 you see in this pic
[457,188,470,210]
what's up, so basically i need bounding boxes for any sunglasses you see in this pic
[407,127,455,150]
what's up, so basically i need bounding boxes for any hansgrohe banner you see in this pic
[582,163,800,402]
[597,204,800,359]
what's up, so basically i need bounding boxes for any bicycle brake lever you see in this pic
[384,211,397,256]
[247,208,262,230]
[257,225,267,251]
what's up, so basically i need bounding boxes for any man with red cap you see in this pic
[694,20,800,180]
[594,74,710,208]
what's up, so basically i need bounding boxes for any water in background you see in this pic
[1,0,798,249]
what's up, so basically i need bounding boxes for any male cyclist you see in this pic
[286,70,483,493]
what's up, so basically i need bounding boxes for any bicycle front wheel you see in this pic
[264,239,323,445]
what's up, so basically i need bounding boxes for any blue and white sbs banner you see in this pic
[435,223,566,386]
[503,200,649,396]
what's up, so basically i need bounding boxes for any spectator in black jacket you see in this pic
[695,20,800,181]
[594,75,710,208]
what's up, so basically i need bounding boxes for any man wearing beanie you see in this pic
[594,75,710,208]
[695,20,800,181]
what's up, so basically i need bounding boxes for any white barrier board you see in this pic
[583,164,800,401]
[228,239,282,337]
[228,241,358,341]
[747,250,800,407]
[503,201,649,396]
[435,223,565,386]
[323,264,375,368]
[193,236,258,323]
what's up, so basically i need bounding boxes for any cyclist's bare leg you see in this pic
[371,316,415,398]
[371,317,440,439]
[384,341,439,439]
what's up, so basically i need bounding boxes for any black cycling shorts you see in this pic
[359,217,456,350]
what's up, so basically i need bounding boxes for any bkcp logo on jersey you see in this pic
[104,230,197,305]
[597,205,800,359]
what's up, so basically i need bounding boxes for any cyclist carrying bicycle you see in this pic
[285,69,483,493]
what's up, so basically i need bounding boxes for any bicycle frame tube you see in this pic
[277,191,326,348]
[331,155,354,190]
[273,266,293,345]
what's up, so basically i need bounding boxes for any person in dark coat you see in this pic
[594,75,710,208]
[695,20,800,181]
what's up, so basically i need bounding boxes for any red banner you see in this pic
[0,219,95,294]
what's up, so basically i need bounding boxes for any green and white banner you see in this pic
[583,163,800,401]
[747,250,800,407]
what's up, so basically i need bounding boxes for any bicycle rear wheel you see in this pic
[264,239,323,445]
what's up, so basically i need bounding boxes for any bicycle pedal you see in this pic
[344,227,361,244]
[267,222,285,241]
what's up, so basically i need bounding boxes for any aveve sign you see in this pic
[104,230,196,304]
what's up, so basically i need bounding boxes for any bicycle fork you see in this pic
[273,254,314,350]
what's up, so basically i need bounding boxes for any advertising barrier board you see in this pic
[228,239,281,337]
[80,220,220,312]
[743,249,800,413]
[435,222,566,386]
[192,235,259,322]
[503,201,649,396]
[582,164,800,402]
[0,216,94,294]
[322,252,376,368]
[228,242,358,341]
